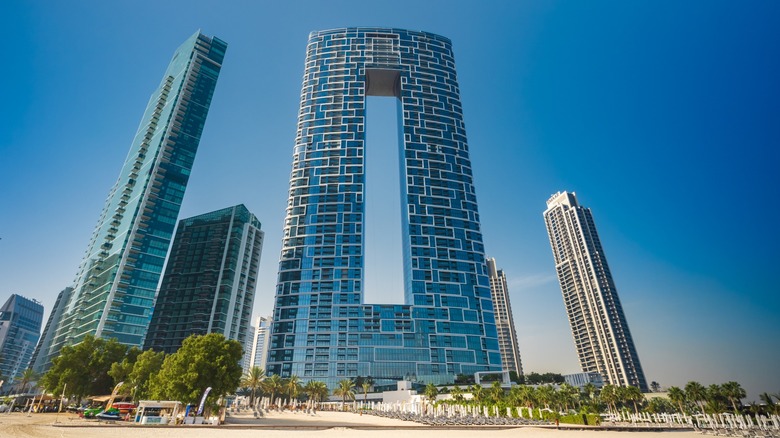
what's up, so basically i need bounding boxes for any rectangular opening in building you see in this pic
[364,96,404,305]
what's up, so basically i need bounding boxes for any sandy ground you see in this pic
[0,410,702,438]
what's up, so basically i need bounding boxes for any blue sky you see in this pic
[1,1,778,401]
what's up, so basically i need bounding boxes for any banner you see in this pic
[196,387,212,416]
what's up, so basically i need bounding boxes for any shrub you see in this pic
[559,413,601,426]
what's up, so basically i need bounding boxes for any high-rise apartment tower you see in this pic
[37,32,226,371]
[543,191,648,391]
[269,28,501,388]
[486,257,523,376]
[145,205,263,354]
[0,294,43,385]
[29,287,72,374]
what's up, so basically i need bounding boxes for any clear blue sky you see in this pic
[1,1,778,401]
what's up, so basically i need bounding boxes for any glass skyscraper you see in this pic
[0,294,44,386]
[486,257,524,376]
[269,28,501,388]
[144,205,264,354]
[38,32,226,371]
[544,191,648,391]
[29,287,72,374]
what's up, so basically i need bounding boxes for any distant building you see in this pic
[0,294,44,385]
[144,205,264,354]
[246,315,272,372]
[242,324,255,372]
[485,257,524,376]
[29,287,72,374]
[564,371,604,389]
[543,191,648,391]
[37,31,227,372]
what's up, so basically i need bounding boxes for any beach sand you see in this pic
[0,410,701,438]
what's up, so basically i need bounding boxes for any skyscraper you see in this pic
[486,257,524,376]
[0,294,44,386]
[38,32,227,371]
[246,315,272,372]
[29,287,72,374]
[269,28,501,388]
[144,205,263,354]
[543,191,648,391]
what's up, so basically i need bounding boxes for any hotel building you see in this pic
[543,191,648,391]
[268,28,501,388]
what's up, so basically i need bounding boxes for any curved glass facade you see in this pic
[269,28,501,388]
[38,32,226,371]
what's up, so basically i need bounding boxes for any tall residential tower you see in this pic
[0,294,43,386]
[269,28,501,388]
[38,32,226,371]
[144,205,264,354]
[486,257,523,376]
[543,191,647,391]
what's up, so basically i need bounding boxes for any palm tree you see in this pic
[303,380,328,408]
[263,374,284,406]
[759,393,779,415]
[489,381,504,405]
[286,375,302,402]
[333,379,355,411]
[667,386,686,413]
[720,381,746,413]
[470,384,485,404]
[18,369,37,394]
[685,381,707,413]
[600,385,618,414]
[536,385,555,410]
[624,385,644,414]
[557,383,578,412]
[423,383,439,413]
[241,367,266,406]
[450,385,465,403]
[360,376,374,405]
[516,385,537,411]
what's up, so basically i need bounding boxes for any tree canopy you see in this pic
[150,333,243,405]
[40,335,130,401]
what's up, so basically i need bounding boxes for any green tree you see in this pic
[536,385,555,410]
[645,397,675,414]
[423,383,440,412]
[450,385,465,403]
[705,384,726,413]
[40,335,129,402]
[600,385,619,414]
[150,333,243,406]
[18,369,38,394]
[108,347,141,389]
[469,384,485,404]
[650,381,661,393]
[303,380,328,406]
[557,383,579,412]
[513,385,536,410]
[241,367,266,406]
[333,379,355,410]
[667,386,686,413]
[488,380,504,404]
[624,385,644,414]
[128,349,165,400]
[685,381,707,413]
[286,375,301,401]
[720,381,746,413]
[263,374,284,405]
